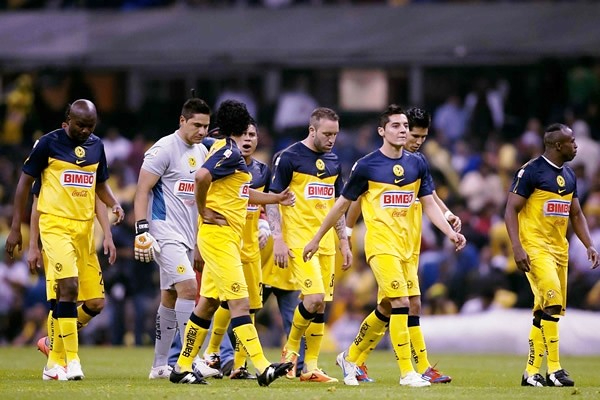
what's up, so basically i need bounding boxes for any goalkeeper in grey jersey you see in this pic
[133,98,213,380]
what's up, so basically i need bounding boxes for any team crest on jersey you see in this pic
[305,182,334,200]
[240,183,250,199]
[175,179,195,198]
[391,280,400,290]
[556,175,565,188]
[316,159,325,171]
[380,190,414,208]
[547,289,556,299]
[407,280,413,289]
[55,263,63,272]
[74,146,85,159]
[177,265,186,274]
[543,200,570,217]
[231,282,241,293]
[304,279,313,288]
[61,170,95,188]
[188,157,197,168]
[393,164,404,177]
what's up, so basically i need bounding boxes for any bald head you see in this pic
[66,99,97,143]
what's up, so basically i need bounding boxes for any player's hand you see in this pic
[339,238,352,270]
[193,245,204,272]
[513,245,531,272]
[303,239,319,262]
[273,236,294,268]
[277,188,296,207]
[450,232,467,251]
[27,245,43,273]
[447,213,462,233]
[5,229,22,259]
[134,219,160,262]
[104,236,117,265]
[258,219,271,250]
[588,246,599,269]
[112,204,125,225]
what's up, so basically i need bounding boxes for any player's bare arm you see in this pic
[6,172,35,258]
[249,187,295,206]
[194,167,212,216]
[421,194,466,251]
[504,192,530,272]
[27,196,42,272]
[303,196,352,262]
[266,202,293,268]
[95,196,117,265]
[433,191,461,232]
[96,181,124,224]
[569,197,600,269]
[333,212,352,270]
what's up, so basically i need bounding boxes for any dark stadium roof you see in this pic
[1,3,599,70]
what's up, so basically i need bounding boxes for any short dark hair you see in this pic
[379,104,405,128]
[216,100,251,137]
[310,107,339,129]
[405,107,431,130]
[543,123,569,148]
[181,98,211,120]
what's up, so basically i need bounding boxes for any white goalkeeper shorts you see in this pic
[154,240,196,290]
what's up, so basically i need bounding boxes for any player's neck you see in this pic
[542,152,564,168]
[301,138,319,153]
[379,142,404,159]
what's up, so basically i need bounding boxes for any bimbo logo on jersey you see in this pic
[175,179,195,197]
[240,183,250,199]
[380,190,414,208]
[305,182,334,200]
[544,200,570,217]
[61,170,95,188]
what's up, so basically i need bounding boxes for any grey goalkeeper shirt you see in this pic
[141,131,208,249]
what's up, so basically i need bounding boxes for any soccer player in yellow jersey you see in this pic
[303,104,465,387]
[343,107,460,384]
[202,119,272,379]
[505,123,598,387]
[267,107,352,383]
[5,99,124,381]
[170,100,294,386]
[29,185,116,381]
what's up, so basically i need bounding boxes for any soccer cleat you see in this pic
[256,362,293,387]
[193,356,222,378]
[149,365,172,379]
[37,336,50,358]
[521,371,546,387]
[336,351,359,386]
[230,366,257,380]
[169,369,208,384]
[66,359,85,381]
[356,364,375,382]
[546,369,574,387]
[42,364,67,381]
[299,368,339,383]
[399,371,431,387]
[280,347,298,379]
[422,365,452,383]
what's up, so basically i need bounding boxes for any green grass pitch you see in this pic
[1,347,599,399]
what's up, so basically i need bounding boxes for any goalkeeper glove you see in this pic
[134,219,160,262]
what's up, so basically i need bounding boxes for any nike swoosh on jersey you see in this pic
[317,172,326,177]
[394,178,405,183]
[76,159,86,164]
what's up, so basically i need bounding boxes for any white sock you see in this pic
[153,304,177,367]
[175,298,195,344]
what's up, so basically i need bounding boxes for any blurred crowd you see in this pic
[0,0,587,11]
[1,58,599,350]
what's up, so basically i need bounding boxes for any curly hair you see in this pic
[215,100,251,137]
[405,107,431,130]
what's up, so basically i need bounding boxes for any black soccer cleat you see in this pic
[256,362,293,387]
[521,372,546,387]
[546,369,574,387]
[169,370,208,384]
[230,366,257,380]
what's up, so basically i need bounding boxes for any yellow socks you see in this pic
[525,317,545,376]
[304,313,324,371]
[285,302,315,354]
[408,316,429,374]
[231,315,270,373]
[389,307,414,377]
[349,309,389,364]
[176,313,210,372]
[56,302,79,364]
[76,303,99,330]
[541,314,561,372]
[206,304,231,355]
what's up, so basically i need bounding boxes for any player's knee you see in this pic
[84,298,105,313]
[543,305,562,319]
[303,295,325,313]
[57,278,78,301]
